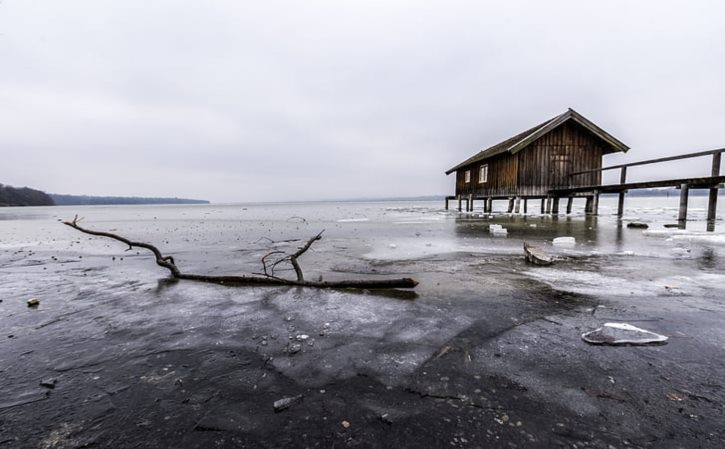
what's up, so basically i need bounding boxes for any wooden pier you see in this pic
[446,148,724,231]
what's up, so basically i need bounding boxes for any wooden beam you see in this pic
[592,193,599,216]
[617,166,627,217]
[457,196,462,212]
[514,197,521,214]
[507,198,514,213]
[585,196,594,215]
[552,197,560,214]
[678,183,689,228]
[550,175,725,195]
[541,198,545,214]
[566,197,573,214]
[570,147,725,176]
[707,153,721,229]
[523,198,528,214]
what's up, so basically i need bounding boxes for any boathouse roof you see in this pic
[445,108,629,175]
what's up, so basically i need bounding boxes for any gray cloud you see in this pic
[1,0,724,202]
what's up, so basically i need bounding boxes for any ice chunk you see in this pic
[552,236,575,247]
[336,218,369,223]
[581,323,668,346]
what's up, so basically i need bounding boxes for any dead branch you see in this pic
[62,216,418,290]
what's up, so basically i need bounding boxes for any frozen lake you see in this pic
[1,197,724,448]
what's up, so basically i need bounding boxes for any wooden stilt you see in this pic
[552,197,560,214]
[486,198,493,213]
[566,197,573,214]
[545,198,552,214]
[585,196,593,215]
[514,197,521,214]
[707,153,721,231]
[507,198,514,213]
[523,199,528,214]
[457,196,462,212]
[541,198,545,214]
[678,183,689,228]
[592,193,599,216]
[617,166,627,218]
[445,197,449,210]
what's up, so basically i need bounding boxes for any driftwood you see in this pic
[62,216,418,290]
[523,242,554,266]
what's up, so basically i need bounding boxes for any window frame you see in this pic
[478,164,488,184]
[464,169,471,183]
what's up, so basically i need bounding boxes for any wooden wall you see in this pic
[455,121,605,197]
[455,153,518,197]
[516,121,604,196]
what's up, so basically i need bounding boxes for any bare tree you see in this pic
[63,216,418,290]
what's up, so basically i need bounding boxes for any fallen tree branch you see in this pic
[62,216,418,290]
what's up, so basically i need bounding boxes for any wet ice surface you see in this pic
[1,197,725,448]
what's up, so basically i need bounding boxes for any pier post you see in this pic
[507,198,514,213]
[566,197,573,214]
[545,197,552,214]
[468,194,473,212]
[707,153,721,231]
[487,198,493,213]
[541,198,545,214]
[445,197,449,210]
[585,196,593,215]
[617,166,627,218]
[523,199,528,214]
[552,197,560,215]
[678,183,689,228]
[592,193,600,216]
[514,197,521,214]
[457,196,462,212]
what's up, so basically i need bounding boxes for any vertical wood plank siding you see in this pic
[455,121,604,197]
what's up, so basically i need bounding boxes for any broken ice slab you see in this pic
[581,323,668,346]
[552,237,575,247]
[489,224,508,236]
[523,242,553,266]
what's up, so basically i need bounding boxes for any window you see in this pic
[478,165,488,183]
[464,170,471,183]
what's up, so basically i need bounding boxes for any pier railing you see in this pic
[566,148,724,229]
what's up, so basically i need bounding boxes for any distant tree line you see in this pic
[0,183,55,206]
[49,194,209,205]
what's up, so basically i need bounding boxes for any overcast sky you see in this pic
[1,1,724,202]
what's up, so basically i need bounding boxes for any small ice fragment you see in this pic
[389,243,397,249]
[581,323,668,346]
[529,224,537,228]
[273,394,303,412]
[295,334,309,341]
[491,228,508,237]
[552,237,575,247]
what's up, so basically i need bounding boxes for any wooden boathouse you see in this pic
[445,108,629,214]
